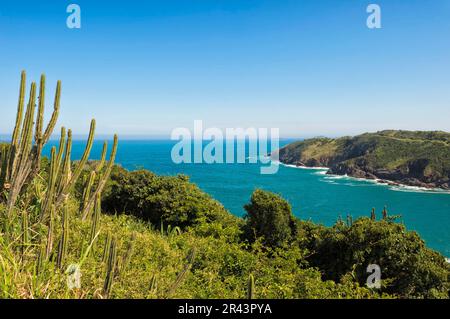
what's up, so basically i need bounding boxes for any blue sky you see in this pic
[0,0,449,138]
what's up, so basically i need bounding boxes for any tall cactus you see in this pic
[247,274,255,299]
[1,71,120,296]
[55,129,73,197]
[37,120,117,221]
[56,120,96,207]
[346,213,353,227]
[382,206,388,220]
[21,210,29,259]
[1,72,61,217]
[103,237,118,297]
[102,232,112,263]
[89,193,101,244]
[45,205,55,259]
[118,232,136,275]
[1,71,26,187]
[36,243,46,275]
[0,144,9,186]
[56,206,69,269]
[149,274,158,297]
[81,135,118,220]
[5,82,37,215]
[371,208,376,221]
[81,171,96,216]
[166,248,197,297]
[96,141,108,173]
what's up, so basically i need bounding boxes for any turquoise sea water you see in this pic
[42,139,450,257]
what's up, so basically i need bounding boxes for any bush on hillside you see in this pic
[102,166,238,231]
[242,189,297,248]
[298,217,449,298]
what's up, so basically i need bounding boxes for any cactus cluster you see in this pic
[0,72,60,217]
[0,71,120,297]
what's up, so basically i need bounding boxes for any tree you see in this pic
[101,166,236,230]
[242,189,297,248]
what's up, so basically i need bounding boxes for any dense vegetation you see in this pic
[277,131,450,189]
[0,72,448,299]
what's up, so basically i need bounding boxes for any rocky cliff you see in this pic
[277,130,450,189]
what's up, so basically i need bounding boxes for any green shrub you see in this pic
[242,189,297,248]
[300,217,449,298]
[102,166,238,230]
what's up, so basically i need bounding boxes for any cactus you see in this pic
[103,237,118,297]
[119,232,136,274]
[89,194,101,244]
[96,141,108,172]
[102,232,112,263]
[37,121,117,221]
[382,206,388,220]
[166,248,197,297]
[1,71,121,296]
[36,242,46,275]
[2,72,61,217]
[247,274,255,299]
[56,206,69,269]
[1,71,25,187]
[45,205,55,260]
[40,146,57,219]
[371,208,376,221]
[0,144,9,186]
[81,171,96,216]
[21,210,29,258]
[56,120,96,207]
[5,82,37,215]
[55,129,73,197]
[149,274,158,297]
[81,135,118,220]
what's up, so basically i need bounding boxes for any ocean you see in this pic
[41,138,450,257]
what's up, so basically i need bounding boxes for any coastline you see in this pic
[279,161,450,195]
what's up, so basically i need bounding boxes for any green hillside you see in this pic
[278,131,450,189]
[1,72,449,299]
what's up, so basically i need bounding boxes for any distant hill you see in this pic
[277,130,450,189]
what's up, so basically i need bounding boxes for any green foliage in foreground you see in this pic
[0,202,376,299]
[100,166,241,238]
[0,71,448,299]
[90,166,449,299]
[298,218,449,298]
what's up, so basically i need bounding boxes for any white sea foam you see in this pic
[388,184,450,194]
[279,162,329,170]
[323,174,347,180]
[280,161,450,194]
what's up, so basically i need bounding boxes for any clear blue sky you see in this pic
[0,0,449,138]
